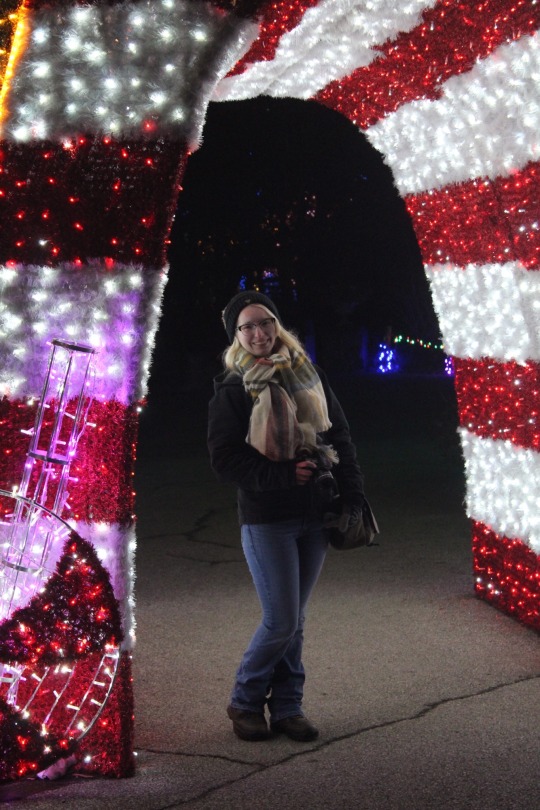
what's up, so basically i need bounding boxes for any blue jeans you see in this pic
[230,517,328,722]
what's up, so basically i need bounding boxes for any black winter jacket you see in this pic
[207,366,364,525]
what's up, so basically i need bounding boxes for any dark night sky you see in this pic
[153,96,439,386]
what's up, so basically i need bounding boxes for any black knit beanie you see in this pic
[221,290,281,343]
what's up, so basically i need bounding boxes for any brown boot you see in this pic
[227,705,271,741]
[271,715,319,741]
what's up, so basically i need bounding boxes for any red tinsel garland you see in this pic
[0,398,139,523]
[69,400,140,524]
[75,651,135,778]
[454,358,540,451]
[315,0,538,129]
[0,532,123,665]
[0,695,76,782]
[0,531,126,780]
[405,161,540,268]
[0,651,134,780]
[0,138,187,267]
[227,0,320,76]
[473,520,540,631]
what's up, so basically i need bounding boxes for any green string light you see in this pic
[392,334,445,352]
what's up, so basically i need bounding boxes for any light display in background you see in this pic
[0,0,539,785]
[376,343,399,375]
[374,334,454,376]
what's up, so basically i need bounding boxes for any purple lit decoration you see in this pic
[377,343,399,374]
[445,356,455,376]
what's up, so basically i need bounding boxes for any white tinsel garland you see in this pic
[460,428,540,552]
[426,262,540,364]
[213,0,437,101]
[2,0,257,147]
[366,31,540,194]
[0,261,167,402]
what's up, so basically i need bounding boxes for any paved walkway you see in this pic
[2,375,539,809]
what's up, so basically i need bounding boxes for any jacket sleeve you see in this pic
[319,368,365,506]
[208,378,297,492]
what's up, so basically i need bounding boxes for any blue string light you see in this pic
[377,343,399,374]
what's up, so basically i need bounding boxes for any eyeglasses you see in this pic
[237,317,276,335]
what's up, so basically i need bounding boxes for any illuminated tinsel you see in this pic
[460,429,540,555]
[0,139,186,267]
[473,521,540,628]
[315,0,538,129]
[0,533,123,664]
[215,0,438,101]
[1,0,539,783]
[0,694,75,782]
[424,261,540,365]
[0,651,135,780]
[0,399,140,522]
[0,1,257,147]
[74,650,135,778]
[0,532,125,781]
[0,263,168,402]
[454,358,540,452]
[227,0,320,76]
[0,1,21,87]
[406,163,540,269]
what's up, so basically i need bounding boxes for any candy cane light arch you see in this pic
[0,0,538,782]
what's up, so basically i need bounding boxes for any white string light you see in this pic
[2,0,258,148]
[0,261,167,402]
[366,31,540,194]
[460,429,540,552]
[426,262,540,364]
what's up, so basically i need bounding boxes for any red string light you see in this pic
[316,0,539,128]
[0,138,187,266]
[473,521,540,628]
[406,162,540,268]
[454,358,540,451]
[227,0,320,76]
[0,398,140,523]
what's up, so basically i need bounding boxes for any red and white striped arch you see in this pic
[0,0,538,780]
[214,0,540,628]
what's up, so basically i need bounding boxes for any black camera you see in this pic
[305,448,339,503]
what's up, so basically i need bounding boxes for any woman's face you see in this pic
[236,304,278,357]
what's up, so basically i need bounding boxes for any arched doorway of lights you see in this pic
[141,93,464,559]
[155,97,441,385]
[144,86,540,635]
[1,0,537,785]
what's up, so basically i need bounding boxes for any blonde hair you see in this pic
[222,303,305,370]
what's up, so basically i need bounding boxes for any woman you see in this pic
[208,290,365,742]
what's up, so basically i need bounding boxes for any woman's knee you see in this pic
[262,616,298,642]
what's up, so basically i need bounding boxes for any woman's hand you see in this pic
[295,459,316,485]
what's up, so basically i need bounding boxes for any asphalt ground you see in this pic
[2,373,539,809]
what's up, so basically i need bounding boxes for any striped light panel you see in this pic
[0,0,256,781]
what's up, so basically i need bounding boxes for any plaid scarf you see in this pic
[234,346,338,464]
